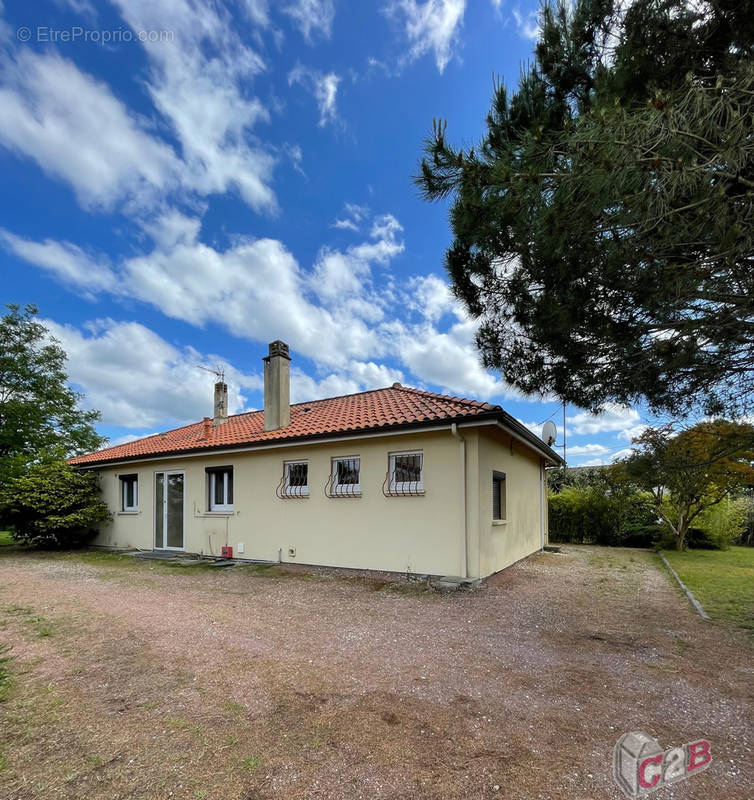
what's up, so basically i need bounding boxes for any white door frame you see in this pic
[154,469,186,551]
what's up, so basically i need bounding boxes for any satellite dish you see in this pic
[542,420,557,447]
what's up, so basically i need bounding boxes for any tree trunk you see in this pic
[675,516,689,550]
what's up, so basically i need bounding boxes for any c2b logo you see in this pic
[613,731,711,798]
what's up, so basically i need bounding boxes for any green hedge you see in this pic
[549,486,661,547]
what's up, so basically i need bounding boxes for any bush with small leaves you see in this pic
[0,460,110,549]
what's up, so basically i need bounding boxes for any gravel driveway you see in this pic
[0,546,751,800]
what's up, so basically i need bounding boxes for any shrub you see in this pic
[691,498,749,550]
[549,485,660,547]
[0,460,110,548]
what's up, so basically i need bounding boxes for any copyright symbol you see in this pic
[16,27,32,42]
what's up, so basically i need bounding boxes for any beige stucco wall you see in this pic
[473,426,546,577]
[92,424,550,578]
[93,429,471,576]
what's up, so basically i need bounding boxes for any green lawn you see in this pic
[661,547,754,632]
[0,531,14,548]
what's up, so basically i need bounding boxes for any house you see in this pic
[70,341,563,579]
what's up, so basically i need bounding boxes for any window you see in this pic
[493,471,506,521]
[384,451,424,496]
[206,466,233,512]
[283,461,309,497]
[328,456,361,497]
[119,474,138,511]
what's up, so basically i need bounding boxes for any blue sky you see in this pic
[0,0,649,464]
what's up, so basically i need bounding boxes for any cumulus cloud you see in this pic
[288,64,341,126]
[9,204,521,413]
[0,229,118,296]
[567,443,610,457]
[0,2,279,216]
[43,318,262,428]
[284,0,335,42]
[0,50,179,211]
[567,404,641,435]
[387,0,466,73]
[111,0,277,214]
[6,209,403,371]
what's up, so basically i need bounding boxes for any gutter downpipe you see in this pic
[539,458,545,550]
[450,423,468,579]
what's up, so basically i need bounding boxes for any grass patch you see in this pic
[61,549,137,568]
[240,755,263,772]
[661,547,754,632]
[0,643,12,701]
[0,530,30,553]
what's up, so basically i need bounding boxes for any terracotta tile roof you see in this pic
[70,384,505,467]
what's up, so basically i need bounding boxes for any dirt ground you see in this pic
[0,546,751,800]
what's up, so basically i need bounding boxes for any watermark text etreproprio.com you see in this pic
[16,26,174,45]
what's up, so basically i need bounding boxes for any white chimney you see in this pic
[263,340,291,431]
[213,381,228,426]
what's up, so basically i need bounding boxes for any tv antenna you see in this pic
[197,363,225,383]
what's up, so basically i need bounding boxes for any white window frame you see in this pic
[388,450,424,494]
[120,474,138,512]
[209,468,233,512]
[284,460,309,496]
[332,456,361,496]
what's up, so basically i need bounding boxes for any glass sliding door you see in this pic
[154,471,184,550]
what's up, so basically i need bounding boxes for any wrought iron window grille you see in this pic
[325,457,361,497]
[276,462,309,499]
[382,452,424,497]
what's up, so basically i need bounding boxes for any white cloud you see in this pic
[239,0,270,27]
[43,315,409,431]
[0,50,180,211]
[512,6,539,40]
[567,443,610,457]
[282,143,306,176]
[567,404,641,435]
[288,64,341,127]
[388,0,466,73]
[10,205,524,411]
[0,0,280,217]
[0,229,117,296]
[54,0,98,16]
[43,318,262,428]
[610,447,637,462]
[6,210,402,370]
[111,0,277,214]
[333,202,369,231]
[619,423,649,442]
[284,0,335,42]
[406,274,457,322]
[386,316,514,400]
[573,446,639,467]
[349,214,404,264]
[290,362,404,404]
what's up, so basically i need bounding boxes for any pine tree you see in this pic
[416,0,754,415]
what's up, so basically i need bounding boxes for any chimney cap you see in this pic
[264,340,291,362]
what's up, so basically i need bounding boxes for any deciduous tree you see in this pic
[0,304,104,483]
[621,421,754,549]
